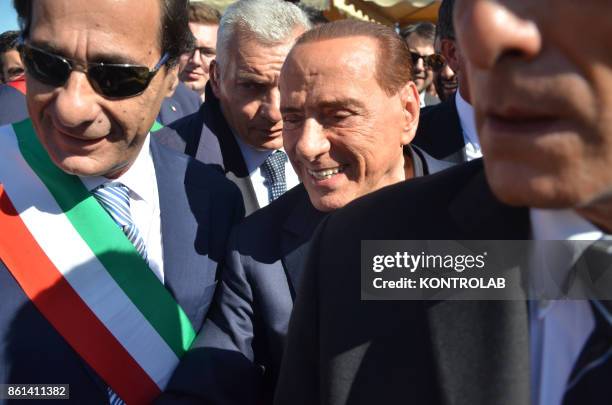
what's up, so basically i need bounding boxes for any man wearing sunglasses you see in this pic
[0,30,28,126]
[401,22,440,107]
[0,0,244,403]
[413,0,481,164]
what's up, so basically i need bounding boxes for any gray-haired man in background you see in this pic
[155,0,311,215]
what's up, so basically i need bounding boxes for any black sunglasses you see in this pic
[19,43,169,99]
[409,52,446,71]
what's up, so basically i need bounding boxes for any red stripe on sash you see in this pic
[7,78,26,95]
[0,186,161,404]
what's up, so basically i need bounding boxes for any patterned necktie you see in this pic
[260,150,288,203]
[562,238,612,405]
[92,182,148,262]
[92,182,146,405]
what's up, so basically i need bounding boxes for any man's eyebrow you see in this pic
[196,46,215,54]
[28,41,146,66]
[318,98,366,110]
[236,71,273,84]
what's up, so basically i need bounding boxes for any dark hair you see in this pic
[294,20,413,96]
[400,22,436,44]
[0,30,21,81]
[436,0,455,40]
[188,2,221,25]
[13,0,194,68]
[0,30,20,54]
[298,4,328,26]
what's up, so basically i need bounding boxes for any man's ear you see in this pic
[163,64,179,98]
[209,60,222,98]
[398,81,420,146]
[441,39,461,74]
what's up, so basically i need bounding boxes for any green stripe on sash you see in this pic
[12,119,195,356]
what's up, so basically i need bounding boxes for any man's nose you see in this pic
[295,119,330,163]
[260,87,282,123]
[53,72,101,129]
[441,64,455,79]
[455,0,541,70]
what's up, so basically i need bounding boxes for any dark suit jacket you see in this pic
[0,137,244,404]
[158,147,455,405]
[0,84,28,126]
[157,82,202,126]
[154,84,260,215]
[414,93,467,164]
[275,159,533,405]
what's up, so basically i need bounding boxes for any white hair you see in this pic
[216,0,312,71]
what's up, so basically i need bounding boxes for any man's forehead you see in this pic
[30,0,162,54]
[288,37,378,80]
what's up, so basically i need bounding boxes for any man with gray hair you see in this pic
[155,0,311,215]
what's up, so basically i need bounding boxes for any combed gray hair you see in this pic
[216,0,312,71]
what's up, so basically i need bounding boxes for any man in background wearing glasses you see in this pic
[0,0,243,403]
[401,22,440,107]
[413,0,481,164]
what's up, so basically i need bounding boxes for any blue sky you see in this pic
[0,2,19,33]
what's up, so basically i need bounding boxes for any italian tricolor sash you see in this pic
[0,120,195,404]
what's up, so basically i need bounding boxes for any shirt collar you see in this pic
[530,209,603,241]
[530,209,604,316]
[80,134,154,202]
[233,130,277,174]
[455,89,479,148]
[419,91,426,108]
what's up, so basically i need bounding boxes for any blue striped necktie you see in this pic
[92,182,148,262]
[92,182,147,405]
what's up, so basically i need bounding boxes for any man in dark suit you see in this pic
[159,20,453,405]
[276,1,612,404]
[412,0,481,164]
[0,30,28,125]
[0,1,243,403]
[157,81,202,126]
[155,0,312,215]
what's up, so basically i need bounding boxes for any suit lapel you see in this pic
[280,187,326,298]
[226,171,259,216]
[428,166,532,405]
[196,88,260,215]
[150,139,214,328]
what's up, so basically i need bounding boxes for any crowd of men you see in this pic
[0,0,610,404]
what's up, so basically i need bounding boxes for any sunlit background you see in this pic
[0,2,19,33]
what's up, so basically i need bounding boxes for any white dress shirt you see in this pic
[455,89,482,161]
[529,209,604,405]
[80,135,164,283]
[234,134,299,208]
[419,91,426,108]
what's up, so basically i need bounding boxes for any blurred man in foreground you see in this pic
[0,30,28,125]
[155,0,311,215]
[0,0,243,403]
[159,19,452,405]
[276,1,612,404]
[413,0,480,163]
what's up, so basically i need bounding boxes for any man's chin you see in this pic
[485,164,588,210]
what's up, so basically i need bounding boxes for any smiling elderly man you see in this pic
[276,0,612,404]
[0,0,243,403]
[158,20,452,405]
